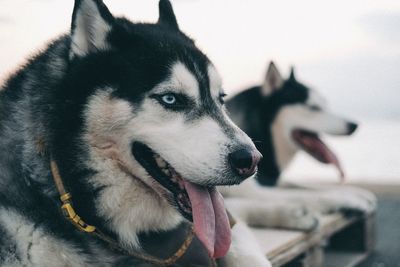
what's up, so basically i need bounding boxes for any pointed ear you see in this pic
[158,0,179,31]
[70,0,115,59]
[289,67,296,80]
[262,61,284,96]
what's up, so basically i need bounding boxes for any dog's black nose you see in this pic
[229,149,262,179]
[347,122,358,135]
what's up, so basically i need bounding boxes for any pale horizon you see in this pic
[1,0,399,182]
[1,0,399,120]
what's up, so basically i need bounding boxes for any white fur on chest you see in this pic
[0,208,105,267]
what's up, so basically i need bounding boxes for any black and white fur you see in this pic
[220,62,376,231]
[0,1,270,266]
[227,62,358,186]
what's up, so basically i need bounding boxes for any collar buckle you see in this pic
[60,193,96,233]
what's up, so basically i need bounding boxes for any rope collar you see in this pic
[50,159,196,266]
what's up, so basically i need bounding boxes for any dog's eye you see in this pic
[309,105,321,111]
[152,93,192,111]
[219,93,227,105]
[161,94,177,105]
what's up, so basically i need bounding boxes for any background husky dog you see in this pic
[227,62,358,186]
[220,62,376,231]
[0,0,271,266]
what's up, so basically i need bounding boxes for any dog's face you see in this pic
[50,0,260,257]
[260,62,358,184]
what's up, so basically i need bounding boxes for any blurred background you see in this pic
[1,1,399,266]
[1,0,399,186]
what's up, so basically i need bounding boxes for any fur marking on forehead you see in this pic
[207,65,223,96]
[307,89,327,107]
[166,62,200,98]
[84,88,134,138]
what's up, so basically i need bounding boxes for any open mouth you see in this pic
[132,142,192,220]
[292,129,345,181]
[131,142,231,258]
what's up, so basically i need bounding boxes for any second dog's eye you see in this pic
[309,105,321,111]
[161,94,177,105]
[219,93,227,105]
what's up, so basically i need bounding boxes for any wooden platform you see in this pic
[252,213,375,267]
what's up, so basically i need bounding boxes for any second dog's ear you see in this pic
[262,61,284,96]
[70,0,115,59]
[289,67,296,81]
[158,0,179,31]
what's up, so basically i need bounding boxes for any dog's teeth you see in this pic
[162,168,171,176]
[172,172,181,181]
[155,156,167,168]
[178,180,185,190]
[171,175,178,183]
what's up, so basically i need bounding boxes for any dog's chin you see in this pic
[131,142,241,222]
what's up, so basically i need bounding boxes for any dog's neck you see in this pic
[22,131,183,251]
[87,167,183,248]
[22,143,211,265]
[271,114,298,171]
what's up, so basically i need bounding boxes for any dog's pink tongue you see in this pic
[296,132,345,182]
[183,180,231,258]
[319,142,345,182]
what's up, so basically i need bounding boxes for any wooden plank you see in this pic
[364,213,376,253]
[252,228,304,259]
[328,214,375,252]
[252,214,363,267]
[324,251,368,267]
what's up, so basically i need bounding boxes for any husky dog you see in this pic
[227,62,358,186]
[0,1,271,266]
[220,62,376,231]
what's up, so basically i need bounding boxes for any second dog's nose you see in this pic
[229,149,262,178]
[347,122,358,135]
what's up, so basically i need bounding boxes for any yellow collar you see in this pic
[50,159,195,266]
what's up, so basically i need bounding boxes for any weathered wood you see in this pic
[324,252,367,267]
[252,213,375,267]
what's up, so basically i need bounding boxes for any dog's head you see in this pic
[49,0,260,258]
[257,62,358,185]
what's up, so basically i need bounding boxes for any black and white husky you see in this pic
[227,62,358,186]
[0,1,270,266]
[221,62,376,231]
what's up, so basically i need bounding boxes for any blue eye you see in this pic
[152,92,192,111]
[161,94,177,105]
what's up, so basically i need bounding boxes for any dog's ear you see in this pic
[158,0,179,31]
[289,67,296,81]
[70,0,115,59]
[261,61,284,96]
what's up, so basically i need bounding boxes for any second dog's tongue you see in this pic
[183,180,231,258]
[293,130,345,182]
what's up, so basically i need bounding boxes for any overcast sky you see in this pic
[1,0,399,119]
